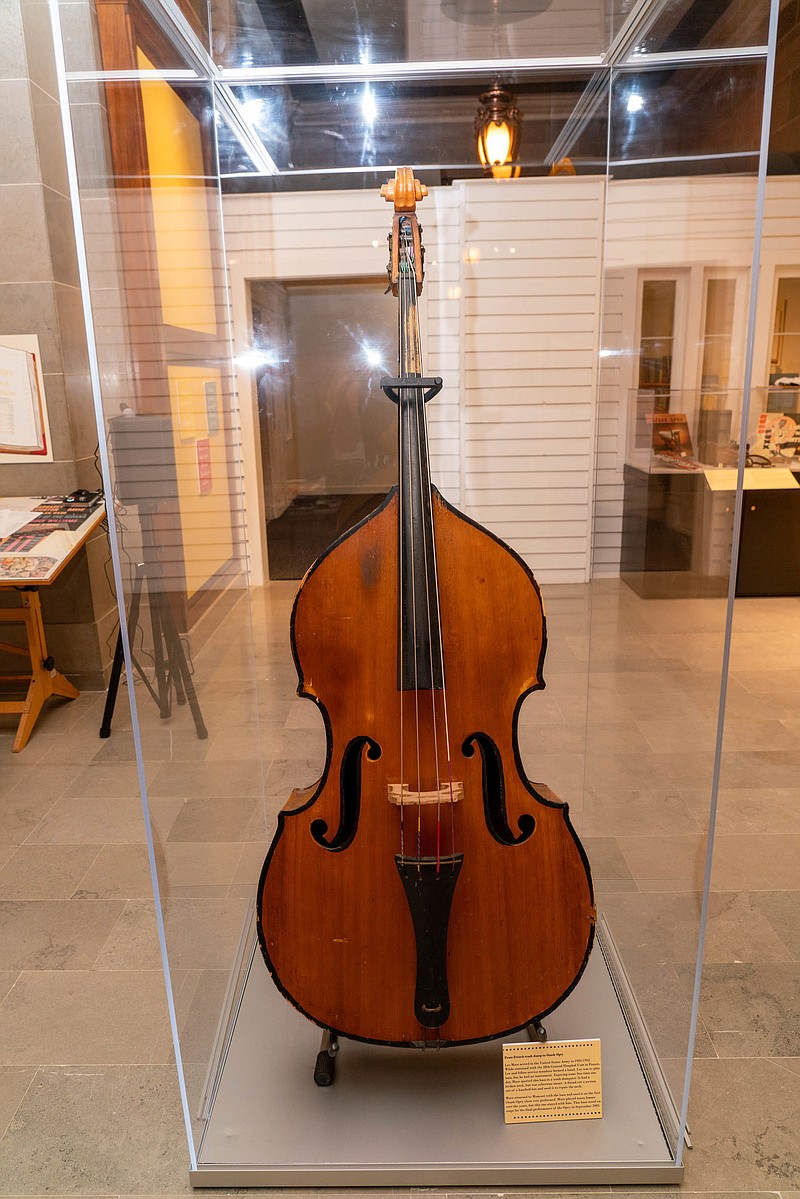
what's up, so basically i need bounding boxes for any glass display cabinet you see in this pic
[48,0,782,1185]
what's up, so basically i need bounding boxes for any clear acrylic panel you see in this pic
[636,0,770,55]
[55,41,269,1161]
[210,0,619,72]
[53,0,779,1180]
[590,46,774,1155]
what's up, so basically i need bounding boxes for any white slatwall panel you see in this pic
[593,270,624,575]
[224,179,604,583]
[459,177,604,584]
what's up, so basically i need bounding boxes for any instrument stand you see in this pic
[313,1028,340,1086]
[99,506,207,741]
[311,1018,546,1086]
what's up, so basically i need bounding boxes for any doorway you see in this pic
[251,277,398,579]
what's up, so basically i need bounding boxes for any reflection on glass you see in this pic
[701,277,736,392]
[771,276,800,378]
[610,63,764,173]
[637,0,769,55]
[210,0,616,71]
[698,277,737,463]
[221,75,601,181]
[638,278,676,392]
[251,278,397,578]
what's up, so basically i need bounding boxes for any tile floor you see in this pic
[0,579,797,1197]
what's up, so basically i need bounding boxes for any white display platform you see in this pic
[191,924,683,1186]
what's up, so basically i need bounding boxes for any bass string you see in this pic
[410,259,458,868]
[402,236,443,871]
[401,227,456,870]
[404,232,457,865]
[397,237,405,866]
[399,238,423,865]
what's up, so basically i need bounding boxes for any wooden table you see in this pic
[0,497,106,751]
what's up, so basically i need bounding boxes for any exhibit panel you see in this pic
[589,24,784,1150]
[50,0,273,1158]
[50,0,780,1186]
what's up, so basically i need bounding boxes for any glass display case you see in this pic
[49,0,782,1186]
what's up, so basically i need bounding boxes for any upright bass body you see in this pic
[257,169,594,1049]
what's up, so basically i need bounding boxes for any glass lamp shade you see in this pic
[476,86,521,179]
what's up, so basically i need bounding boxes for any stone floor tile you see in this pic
[519,750,585,795]
[721,717,800,749]
[0,900,125,970]
[61,761,147,800]
[718,749,800,791]
[0,764,84,804]
[579,836,633,880]
[588,668,686,696]
[72,844,154,900]
[677,962,800,1058]
[0,845,102,900]
[682,786,800,835]
[0,728,54,765]
[616,833,707,890]
[583,751,648,792]
[516,722,585,754]
[148,759,263,800]
[581,788,702,837]
[94,900,162,970]
[233,841,268,884]
[0,786,75,847]
[750,891,800,959]
[601,891,792,964]
[165,797,259,843]
[0,1064,190,1194]
[26,793,182,846]
[160,896,251,971]
[680,1058,800,1189]
[593,879,640,894]
[0,1065,36,1141]
[161,841,243,890]
[38,722,131,766]
[679,1055,749,1123]
[155,967,229,1068]
[0,974,19,1005]
[0,970,172,1064]
[636,719,720,754]
[613,957,715,1061]
[284,700,326,730]
[734,668,800,695]
[710,834,800,891]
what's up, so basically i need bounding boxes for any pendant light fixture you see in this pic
[475,83,521,179]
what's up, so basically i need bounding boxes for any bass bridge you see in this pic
[388,781,463,806]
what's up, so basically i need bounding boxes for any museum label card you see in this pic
[502,1039,602,1124]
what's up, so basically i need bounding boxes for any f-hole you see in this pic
[311,736,381,851]
[462,733,535,846]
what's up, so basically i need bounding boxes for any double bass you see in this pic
[257,169,594,1055]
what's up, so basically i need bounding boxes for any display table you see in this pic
[0,496,105,751]
[620,462,800,598]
